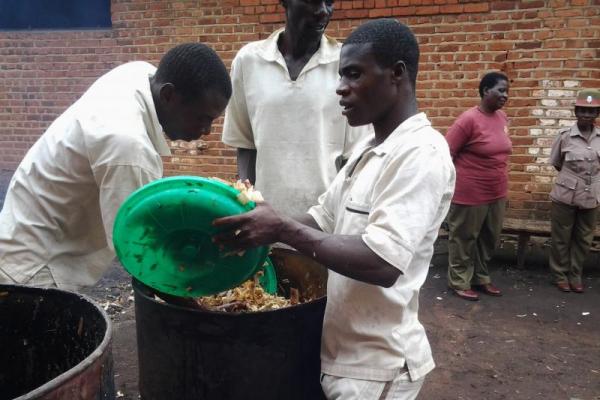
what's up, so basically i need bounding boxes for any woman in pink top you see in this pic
[445,72,512,301]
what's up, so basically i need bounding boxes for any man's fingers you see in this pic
[213,206,262,227]
[213,227,252,247]
[212,235,242,251]
[213,214,245,227]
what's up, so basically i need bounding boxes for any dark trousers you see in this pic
[549,201,598,285]
[447,200,506,290]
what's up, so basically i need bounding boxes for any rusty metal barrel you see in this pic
[133,248,328,400]
[0,284,114,400]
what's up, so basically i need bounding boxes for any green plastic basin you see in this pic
[113,176,275,297]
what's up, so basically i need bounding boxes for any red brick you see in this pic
[520,0,546,8]
[392,6,417,15]
[439,4,463,13]
[369,7,393,17]
[464,2,489,12]
[416,5,440,14]
[514,41,542,49]
[258,13,284,23]
[346,9,369,18]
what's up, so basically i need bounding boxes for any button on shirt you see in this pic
[0,62,169,290]
[308,113,456,382]
[549,124,600,209]
[222,28,370,216]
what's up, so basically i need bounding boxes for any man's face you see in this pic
[575,106,599,126]
[482,79,509,111]
[283,0,333,40]
[161,89,229,142]
[337,43,396,127]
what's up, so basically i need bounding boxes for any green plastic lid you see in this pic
[258,257,277,294]
[113,176,276,297]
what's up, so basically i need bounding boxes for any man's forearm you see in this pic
[278,217,400,287]
[293,213,322,230]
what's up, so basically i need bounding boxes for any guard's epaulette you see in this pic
[558,126,571,136]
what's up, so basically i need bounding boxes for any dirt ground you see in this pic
[81,251,600,400]
[420,252,600,400]
[1,167,597,399]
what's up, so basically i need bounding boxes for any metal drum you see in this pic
[0,285,114,400]
[134,248,328,400]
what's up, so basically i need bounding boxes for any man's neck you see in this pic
[577,121,594,139]
[278,26,321,60]
[373,100,419,144]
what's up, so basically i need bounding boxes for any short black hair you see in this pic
[154,43,232,103]
[344,19,420,86]
[479,72,508,98]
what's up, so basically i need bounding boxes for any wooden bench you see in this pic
[502,218,551,268]
[438,217,600,268]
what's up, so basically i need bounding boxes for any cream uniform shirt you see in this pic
[308,113,456,382]
[222,28,370,216]
[0,61,169,291]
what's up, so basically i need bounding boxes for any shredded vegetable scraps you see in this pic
[194,272,298,312]
[212,177,264,205]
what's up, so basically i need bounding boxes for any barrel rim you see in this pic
[133,277,326,316]
[0,284,113,400]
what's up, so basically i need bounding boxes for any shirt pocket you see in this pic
[550,175,578,205]
[342,199,371,234]
[565,152,586,174]
[345,200,370,215]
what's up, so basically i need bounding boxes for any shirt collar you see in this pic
[257,27,340,66]
[372,112,432,156]
[569,124,600,139]
[344,113,432,178]
[137,72,171,156]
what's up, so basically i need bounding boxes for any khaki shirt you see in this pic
[308,113,456,381]
[222,28,371,216]
[549,124,600,209]
[0,62,169,290]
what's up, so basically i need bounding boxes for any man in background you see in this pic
[222,0,370,216]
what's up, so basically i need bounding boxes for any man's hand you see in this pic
[212,202,286,251]
[214,203,401,288]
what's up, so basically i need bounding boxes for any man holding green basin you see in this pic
[214,19,455,400]
[0,43,231,292]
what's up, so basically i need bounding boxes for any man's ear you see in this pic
[391,60,407,84]
[159,83,176,104]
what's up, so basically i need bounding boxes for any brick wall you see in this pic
[0,0,598,221]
